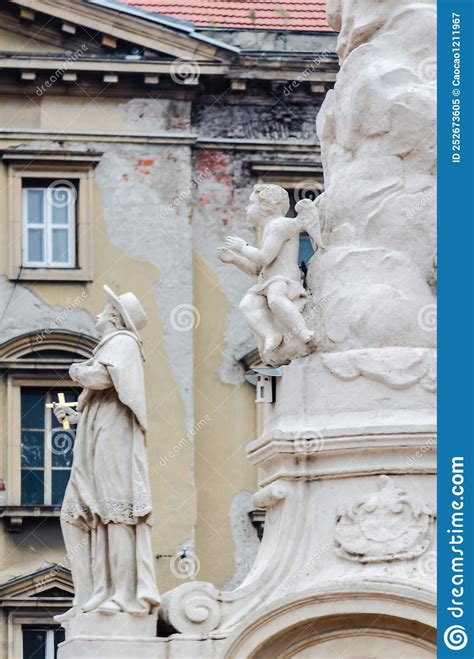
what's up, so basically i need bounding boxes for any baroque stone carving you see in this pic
[334,476,435,563]
[54,285,160,626]
[158,0,437,651]
[322,347,436,392]
[218,184,324,366]
[160,582,221,635]
[252,481,288,509]
[304,0,437,355]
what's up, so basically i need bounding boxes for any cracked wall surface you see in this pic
[0,25,331,602]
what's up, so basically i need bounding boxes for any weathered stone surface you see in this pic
[158,1,437,656]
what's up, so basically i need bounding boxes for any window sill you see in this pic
[9,268,93,282]
[0,505,61,532]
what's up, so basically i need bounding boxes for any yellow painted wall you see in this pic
[0,89,257,594]
[193,253,256,587]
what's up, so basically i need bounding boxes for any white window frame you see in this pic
[22,185,76,269]
[20,389,76,507]
[4,153,98,282]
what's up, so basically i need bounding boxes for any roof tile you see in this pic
[122,1,331,31]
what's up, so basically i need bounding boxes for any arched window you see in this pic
[0,331,96,530]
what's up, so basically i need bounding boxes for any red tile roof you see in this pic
[122,1,331,31]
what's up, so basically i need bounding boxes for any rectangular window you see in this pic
[20,388,79,506]
[22,182,76,268]
[22,626,65,659]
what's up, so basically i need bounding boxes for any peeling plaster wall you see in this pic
[0,94,199,593]
[0,67,329,594]
[94,140,195,435]
[192,149,255,384]
[0,277,96,342]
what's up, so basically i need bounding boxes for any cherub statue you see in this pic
[218,184,324,365]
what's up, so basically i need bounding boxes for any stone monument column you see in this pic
[160,1,437,656]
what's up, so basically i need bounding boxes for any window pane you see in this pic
[26,189,44,224]
[21,390,45,429]
[51,408,62,429]
[50,187,71,220]
[22,628,46,659]
[21,470,44,505]
[21,431,44,467]
[51,202,69,225]
[51,430,75,467]
[54,629,65,658]
[52,229,69,263]
[51,196,70,225]
[51,470,71,505]
[27,228,44,263]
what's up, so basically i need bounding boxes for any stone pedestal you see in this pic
[158,351,436,656]
[58,612,162,659]
[158,0,436,653]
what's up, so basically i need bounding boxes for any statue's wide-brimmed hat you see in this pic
[103,285,147,337]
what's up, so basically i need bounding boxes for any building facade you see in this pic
[0,1,337,656]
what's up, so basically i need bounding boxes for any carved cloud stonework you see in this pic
[322,347,436,393]
[334,475,436,563]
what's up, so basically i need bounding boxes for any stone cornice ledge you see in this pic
[0,130,318,152]
[247,432,436,484]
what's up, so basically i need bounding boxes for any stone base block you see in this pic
[58,637,166,659]
[58,611,161,659]
[62,610,157,638]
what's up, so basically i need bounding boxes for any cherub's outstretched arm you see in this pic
[225,228,288,268]
[217,247,259,276]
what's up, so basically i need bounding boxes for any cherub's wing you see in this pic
[295,199,325,250]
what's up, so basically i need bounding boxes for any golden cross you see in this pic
[46,392,78,430]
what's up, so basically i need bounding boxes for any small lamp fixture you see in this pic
[244,367,283,404]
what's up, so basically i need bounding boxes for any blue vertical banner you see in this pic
[438,1,474,657]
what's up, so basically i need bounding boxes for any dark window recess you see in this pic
[22,627,65,659]
[20,387,80,506]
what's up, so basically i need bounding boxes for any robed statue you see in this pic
[54,285,160,620]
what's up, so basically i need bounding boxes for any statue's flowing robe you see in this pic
[61,330,160,613]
